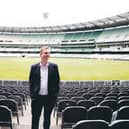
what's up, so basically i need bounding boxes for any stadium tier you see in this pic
[0,12,129,59]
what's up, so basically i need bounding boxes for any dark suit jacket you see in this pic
[29,62,60,99]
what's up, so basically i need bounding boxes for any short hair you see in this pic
[40,46,50,55]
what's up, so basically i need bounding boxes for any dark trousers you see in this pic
[31,95,56,129]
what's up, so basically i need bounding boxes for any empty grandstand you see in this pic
[0,12,129,60]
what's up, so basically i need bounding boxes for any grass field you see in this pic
[0,57,129,81]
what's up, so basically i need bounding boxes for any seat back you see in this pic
[118,96,129,101]
[0,99,19,124]
[117,99,129,109]
[116,106,129,120]
[104,96,117,101]
[61,106,87,129]
[57,100,76,112]
[0,99,18,113]
[8,95,24,116]
[99,99,117,111]
[118,93,129,98]
[88,106,113,123]
[109,120,129,129]
[71,96,85,103]
[106,93,117,97]
[0,105,13,129]
[72,120,109,129]
[95,93,105,98]
[0,95,7,99]
[56,99,76,125]
[90,96,103,105]
[77,100,96,109]
[82,93,94,99]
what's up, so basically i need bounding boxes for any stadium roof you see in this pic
[0,12,129,33]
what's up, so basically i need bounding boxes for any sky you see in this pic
[0,0,129,27]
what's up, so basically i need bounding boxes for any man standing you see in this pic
[29,46,60,129]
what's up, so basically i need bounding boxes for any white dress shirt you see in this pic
[39,63,49,95]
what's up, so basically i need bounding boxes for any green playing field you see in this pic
[0,57,129,80]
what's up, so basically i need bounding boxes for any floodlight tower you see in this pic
[42,12,49,19]
[42,12,50,26]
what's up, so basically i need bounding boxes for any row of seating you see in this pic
[0,92,29,122]
[59,85,129,98]
[0,85,30,129]
[73,119,129,129]
[56,96,129,113]
[60,105,129,129]
[55,84,129,128]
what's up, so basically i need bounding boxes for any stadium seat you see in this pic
[118,93,129,98]
[104,96,117,101]
[77,100,96,109]
[53,96,69,117]
[0,95,7,99]
[99,99,117,111]
[117,99,129,109]
[116,106,129,120]
[56,100,76,125]
[109,120,129,129]
[72,120,109,129]
[82,93,94,99]
[106,93,118,97]
[118,96,129,101]
[13,93,27,110]
[0,92,12,97]
[90,96,103,105]
[61,106,87,129]
[0,99,19,124]
[94,93,105,98]
[0,105,13,129]
[71,96,85,103]
[87,106,113,123]
[8,95,24,116]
